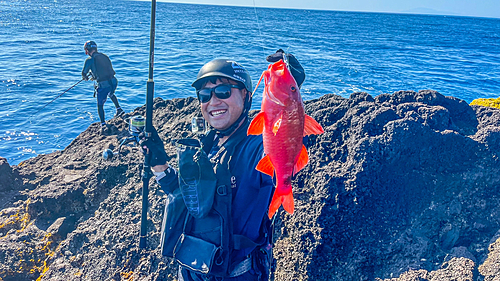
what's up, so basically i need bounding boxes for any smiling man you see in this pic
[193,59,251,139]
[141,53,305,280]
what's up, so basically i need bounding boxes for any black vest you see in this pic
[162,123,260,277]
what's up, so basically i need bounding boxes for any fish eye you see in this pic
[291,86,296,92]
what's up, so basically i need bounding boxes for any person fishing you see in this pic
[81,40,125,134]
[140,50,305,281]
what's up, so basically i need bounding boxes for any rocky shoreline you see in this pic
[1,90,500,281]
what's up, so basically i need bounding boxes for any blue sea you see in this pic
[1,0,500,165]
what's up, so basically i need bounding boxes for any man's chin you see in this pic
[208,120,229,131]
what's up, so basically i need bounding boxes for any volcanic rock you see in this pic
[1,91,500,281]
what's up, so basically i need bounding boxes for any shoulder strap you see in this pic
[201,130,217,154]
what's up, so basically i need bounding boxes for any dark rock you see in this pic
[376,257,475,281]
[46,216,77,242]
[448,246,476,264]
[0,157,18,193]
[0,91,499,280]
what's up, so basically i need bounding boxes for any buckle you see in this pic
[217,185,227,196]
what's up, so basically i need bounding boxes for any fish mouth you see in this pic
[266,89,285,106]
[210,109,227,117]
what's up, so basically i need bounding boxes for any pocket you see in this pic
[174,234,219,274]
[254,244,273,280]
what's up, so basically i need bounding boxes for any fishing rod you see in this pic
[139,0,157,249]
[30,78,85,118]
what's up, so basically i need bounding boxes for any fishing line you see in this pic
[252,0,266,57]
[251,0,268,99]
[250,2,293,97]
[29,78,85,119]
[250,2,295,113]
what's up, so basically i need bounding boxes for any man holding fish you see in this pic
[141,49,323,280]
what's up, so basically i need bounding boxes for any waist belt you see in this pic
[228,256,252,277]
[97,78,115,89]
[97,76,114,83]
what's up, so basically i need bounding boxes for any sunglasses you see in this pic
[197,84,243,103]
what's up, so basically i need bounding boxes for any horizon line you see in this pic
[128,0,500,20]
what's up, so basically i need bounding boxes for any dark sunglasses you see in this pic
[196,84,243,103]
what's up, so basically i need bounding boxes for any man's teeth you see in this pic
[211,110,227,116]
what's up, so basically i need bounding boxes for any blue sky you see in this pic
[156,0,500,19]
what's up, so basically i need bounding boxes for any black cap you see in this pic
[84,41,97,51]
[192,59,252,92]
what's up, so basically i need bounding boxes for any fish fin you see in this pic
[256,155,275,176]
[267,185,294,219]
[272,113,283,135]
[251,71,265,97]
[248,112,266,135]
[303,114,324,136]
[281,189,295,215]
[293,145,309,176]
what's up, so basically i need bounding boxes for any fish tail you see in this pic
[267,184,295,219]
[281,187,295,214]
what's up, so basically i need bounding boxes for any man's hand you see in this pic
[82,72,93,81]
[266,48,286,63]
[266,49,306,88]
[83,72,94,81]
[138,127,168,167]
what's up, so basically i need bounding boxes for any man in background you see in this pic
[82,40,124,134]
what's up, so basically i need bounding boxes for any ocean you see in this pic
[1,0,500,165]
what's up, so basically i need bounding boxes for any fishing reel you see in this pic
[102,115,146,160]
[128,115,146,139]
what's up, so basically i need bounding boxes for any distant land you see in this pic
[401,7,459,16]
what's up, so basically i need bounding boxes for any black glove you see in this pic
[139,127,168,167]
[266,49,306,88]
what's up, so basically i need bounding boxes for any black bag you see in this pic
[160,188,187,257]
[174,234,219,274]
[175,138,217,219]
[161,138,217,257]
[173,212,224,274]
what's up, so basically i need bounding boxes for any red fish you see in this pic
[248,59,324,219]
